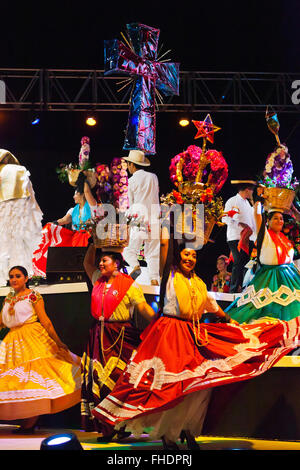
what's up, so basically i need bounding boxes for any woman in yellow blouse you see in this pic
[81,243,155,442]
[0,266,81,433]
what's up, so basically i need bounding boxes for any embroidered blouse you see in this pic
[1,290,42,328]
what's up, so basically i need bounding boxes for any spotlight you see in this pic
[150,301,159,313]
[86,116,97,126]
[31,117,40,125]
[40,432,83,450]
[179,118,190,127]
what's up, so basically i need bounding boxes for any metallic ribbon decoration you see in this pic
[104,23,180,155]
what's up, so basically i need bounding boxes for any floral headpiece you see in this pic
[79,136,90,168]
[259,108,298,191]
[169,145,228,194]
[56,136,95,186]
[257,108,298,214]
[161,115,228,243]
[260,144,298,190]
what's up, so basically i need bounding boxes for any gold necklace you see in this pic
[179,272,209,347]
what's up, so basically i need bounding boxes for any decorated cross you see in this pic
[104,23,180,155]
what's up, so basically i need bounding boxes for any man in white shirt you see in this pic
[122,150,160,286]
[223,180,256,293]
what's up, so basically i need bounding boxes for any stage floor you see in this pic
[1,425,300,451]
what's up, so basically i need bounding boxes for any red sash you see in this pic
[91,272,134,321]
[268,228,294,265]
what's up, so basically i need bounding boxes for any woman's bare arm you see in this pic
[83,243,97,282]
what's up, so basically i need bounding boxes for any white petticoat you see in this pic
[0,197,43,286]
[115,388,212,442]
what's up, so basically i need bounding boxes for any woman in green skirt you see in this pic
[226,201,300,323]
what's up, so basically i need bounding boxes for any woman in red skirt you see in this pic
[81,243,155,442]
[91,241,300,450]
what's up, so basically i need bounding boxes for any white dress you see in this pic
[0,165,43,286]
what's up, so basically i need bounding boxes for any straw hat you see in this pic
[0,149,20,165]
[230,180,257,186]
[123,150,150,167]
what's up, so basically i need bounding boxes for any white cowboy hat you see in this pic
[123,150,150,167]
[0,149,20,165]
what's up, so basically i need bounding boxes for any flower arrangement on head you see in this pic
[258,107,299,213]
[76,156,130,250]
[161,114,229,243]
[56,136,96,187]
[261,144,298,190]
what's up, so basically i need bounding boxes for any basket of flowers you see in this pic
[258,144,298,212]
[258,109,299,212]
[56,137,97,188]
[161,141,228,244]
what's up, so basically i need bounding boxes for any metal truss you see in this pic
[0,68,299,112]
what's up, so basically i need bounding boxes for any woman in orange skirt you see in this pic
[92,243,300,450]
[0,266,81,433]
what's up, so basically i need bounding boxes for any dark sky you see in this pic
[1,1,299,72]
[0,0,299,283]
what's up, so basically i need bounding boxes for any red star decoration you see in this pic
[192,114,221,144]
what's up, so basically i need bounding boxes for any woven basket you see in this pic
[67,169,97,188]
[203,215,216,244]
[262,187,295,212]
[92,224,129,251]
[175,211,216,245]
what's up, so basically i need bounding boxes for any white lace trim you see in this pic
[98,318,300,421]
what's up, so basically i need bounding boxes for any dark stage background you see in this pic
[0,0,299,287]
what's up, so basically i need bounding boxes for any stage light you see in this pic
[151,301,159,313]
[31,117,40,125]
[179,118,190,127]
[86,116,97,126]
[40,432,83,450]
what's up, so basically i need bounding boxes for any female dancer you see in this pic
[227,201,300,323]
[81,243,155,442]
[211,255,231,293]
[0,266,81,433]
[90,239,300,450]
[32,172,99,277]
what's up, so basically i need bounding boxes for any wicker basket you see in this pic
[92,223,129,251]
[175,211,216,245]
[262,187,295,212]
[67,169,97,188]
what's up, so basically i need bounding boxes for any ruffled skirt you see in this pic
[0,198,43,286]
[227,263,300,323]
[92,315,300,440]
[0,322,81,420]
[81,320,141,434]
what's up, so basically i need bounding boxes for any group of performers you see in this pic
[0,138,300,450]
